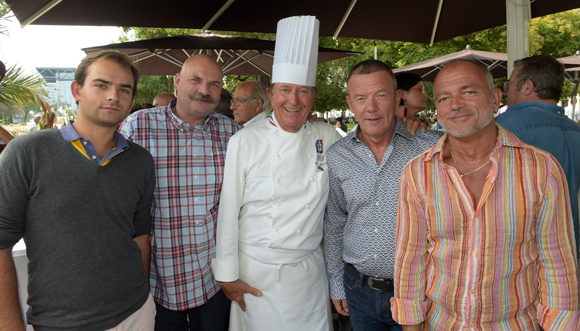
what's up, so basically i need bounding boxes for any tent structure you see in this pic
[82,32,361,76]
[9,0,579,44]
[392,46,508,81]
[558,51,580,119]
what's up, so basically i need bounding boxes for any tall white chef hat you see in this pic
[272,16,319,87]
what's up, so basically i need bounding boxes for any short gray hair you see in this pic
[439,59,494,92]
[239,80,271,112]
[513,55,564,101]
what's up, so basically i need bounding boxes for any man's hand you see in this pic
[219,280,262,312]
[0,247,25,331]
[332,299,349,316]
[401,116,429,135]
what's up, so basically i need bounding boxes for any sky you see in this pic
[0,11,124,74]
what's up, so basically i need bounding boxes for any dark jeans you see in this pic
[343,269,402,331]
[154,289,230,331]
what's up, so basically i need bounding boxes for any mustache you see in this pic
[445,109,474,120]
[188,92,216,104]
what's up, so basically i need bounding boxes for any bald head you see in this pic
[153,93,175,107]
[174,54,224,125]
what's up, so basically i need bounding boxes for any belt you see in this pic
[345,263,393,292]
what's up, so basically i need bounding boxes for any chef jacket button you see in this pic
[296,230,301,234]
[310,177,314,181]
[305,204,310,209]
[309,154,313,158]
[276,203,281,207]
[276,178,280,183]
[308,131,311,134]
[275,129,279,133]
[275,227,279,232]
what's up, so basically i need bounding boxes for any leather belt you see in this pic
[345,263,393,292]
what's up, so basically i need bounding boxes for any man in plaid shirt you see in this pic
[120,54,240,331]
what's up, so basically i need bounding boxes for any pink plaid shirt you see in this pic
[120,101,240,310]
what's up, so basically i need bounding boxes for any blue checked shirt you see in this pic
[119,100,240,310]
[324,118,443,300]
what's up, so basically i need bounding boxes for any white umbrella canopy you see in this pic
[558,51,580,119]
[392,46,508,81]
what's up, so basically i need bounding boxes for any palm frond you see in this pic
[0,65,48,108]
[0,0,13,36]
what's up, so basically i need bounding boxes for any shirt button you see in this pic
[276,203,281,207]
[193,154,197,157]
[195,221,200,225]
[276,153,280,157]
[309,154,313,158]
[275,227,279,232]
[83,141,87,145]
[275,129,279,133]
[310,177,314,181]
[308,131,311,134]
[276,178,280,183]
[475,218,480,222]
[194,175,197,179]
[296,230,301,234]
[373,254,377,259]
[195,198,198,201]
[453,178,458,182]
[374,228,378,233]
[375,202,379,206]
[305,204,310,209]
[91,155,96,159]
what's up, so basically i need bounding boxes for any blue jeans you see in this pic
[344,269,402,331]
[154,290,230,331]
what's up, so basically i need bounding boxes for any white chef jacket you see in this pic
[213,113,341,279]
[212,113,340,330]
[242,110,269,128]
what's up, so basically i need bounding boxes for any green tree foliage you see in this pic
[120,9,580,114]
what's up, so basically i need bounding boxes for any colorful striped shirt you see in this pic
[391,124,579,330]
[119,100,240,310]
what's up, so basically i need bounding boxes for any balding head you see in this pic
[174,54,224,126]
[153,93,175,107]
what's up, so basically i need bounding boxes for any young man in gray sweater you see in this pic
[0,50,156,331]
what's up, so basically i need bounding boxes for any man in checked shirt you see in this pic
[392,59,579,330]
[120,54,240,331]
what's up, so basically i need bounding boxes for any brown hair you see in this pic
[75,50,140,96]
[347,60,397,94]
[513,55,565,101]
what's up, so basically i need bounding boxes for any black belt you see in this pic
[345,263,394,292]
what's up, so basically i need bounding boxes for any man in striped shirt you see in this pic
[392,59,579,330]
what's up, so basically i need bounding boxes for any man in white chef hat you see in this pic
[212,16,340,331]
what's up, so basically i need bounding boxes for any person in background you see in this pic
[29,114,41,132]
[330,118,347,137]
[230,80,271,127]
[214,89,234,119]
[392,59,579,330]
[496,54,580,262]
[152,93,175,108]
[395,72,428,120]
